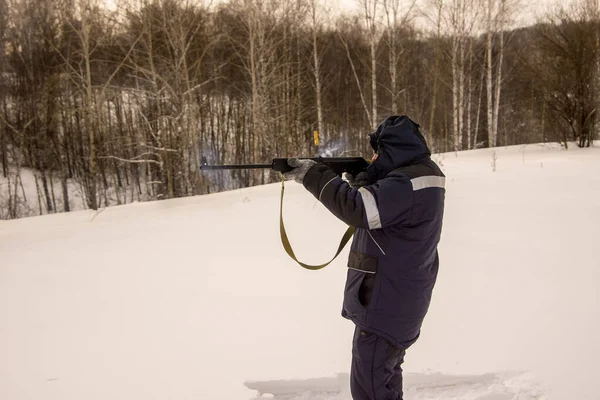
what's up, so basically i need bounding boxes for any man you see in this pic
[283,115,445,400]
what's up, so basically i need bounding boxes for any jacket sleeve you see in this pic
[302,163,414,229]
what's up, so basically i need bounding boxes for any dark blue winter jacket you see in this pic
[303,116,445,349]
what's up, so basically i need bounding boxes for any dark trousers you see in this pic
[350,326,406,400]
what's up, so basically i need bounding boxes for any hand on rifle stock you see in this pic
[282,158,317,184]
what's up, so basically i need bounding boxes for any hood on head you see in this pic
[367,116,431,182]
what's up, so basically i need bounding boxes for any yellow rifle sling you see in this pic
[279,176,354,270]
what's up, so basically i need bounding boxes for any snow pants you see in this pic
[350,326,406,400]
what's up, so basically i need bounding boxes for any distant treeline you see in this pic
[0,0,598,219]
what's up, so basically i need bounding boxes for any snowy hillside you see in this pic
[1,143,599,400]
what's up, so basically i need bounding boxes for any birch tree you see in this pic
[450,0,479,151]
[308,0,326,151]
[80,2,99,209]
[246,0,269,170]
[55,0,104,209]
[150,0,213,196]
[484,0,515,147]
[382,0,416,114]
[223,0,288,184]
[451,0,465,150]
[359,0,380,127]
[591,0,599,140]
[427,0,478,151]
[426,0,444,146]
[0,0,6,178]
[276,0,308,157]
[337,17,372,129]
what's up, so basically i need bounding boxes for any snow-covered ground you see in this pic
[1,143,599,400]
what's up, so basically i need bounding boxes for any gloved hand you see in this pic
[282,158,317,184]
[343,171,369,188]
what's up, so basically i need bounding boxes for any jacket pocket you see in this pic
[348,251,378,273]
[347,251,378,307]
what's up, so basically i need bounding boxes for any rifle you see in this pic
[200,156,369,177]
[200,155,370,271]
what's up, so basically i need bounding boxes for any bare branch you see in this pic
[99,155,163,166]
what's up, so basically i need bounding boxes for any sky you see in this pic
[332,0,573,30]
[101,0,580,32]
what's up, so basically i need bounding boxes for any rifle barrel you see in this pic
[200,163,273,170]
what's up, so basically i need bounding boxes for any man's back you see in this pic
[343,157,445,349]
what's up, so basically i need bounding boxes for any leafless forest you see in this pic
[0,0,598,219]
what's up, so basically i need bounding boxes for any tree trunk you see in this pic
[311,1,324,151]
[0,120,6,178]
[34,174,43,216]
[474,64,485,149]
[389,33,398,113]
[370,19,378,126]
[486,0,495,147]
[428,0,443,143]
[452,33,459,150]
[82,7,98,210]
[466,38,473,149]
[458,1,465,151]
[62,172,70,212]
[493,22,504,146]
[360,0,380,127]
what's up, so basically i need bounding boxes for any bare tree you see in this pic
[484,0,516,147]
[491,0,506,147]
[533,1,599,147]
[451,0,465,150]
[80,1,99,209]
[0,118,34,218]
[425,0,445,148]
[591,0,600,141]
[224,0,288,184]
[337,17,372,128]
[54,0,108,209]
[485,0,495,147]
[147,0,215,196]
[425,0,478,151]
[0,0,7,178]
[382,0,416,114]
[4,0,64,215]
[308,0,326,150]
[359,0,380,126]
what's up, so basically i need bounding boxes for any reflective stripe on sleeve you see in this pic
[358,187,382,230]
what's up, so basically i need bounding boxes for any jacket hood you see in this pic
[367,116,431,182]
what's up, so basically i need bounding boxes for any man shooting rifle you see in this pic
[282,116,446,400]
